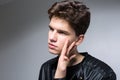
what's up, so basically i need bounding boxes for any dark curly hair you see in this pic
[48,0,90,36]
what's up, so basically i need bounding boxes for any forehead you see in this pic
[49,16,74,32]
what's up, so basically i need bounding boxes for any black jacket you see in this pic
[39,53,116,80]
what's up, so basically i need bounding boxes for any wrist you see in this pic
[54,68,67,78]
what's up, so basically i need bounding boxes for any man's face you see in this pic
[48,16,78,55]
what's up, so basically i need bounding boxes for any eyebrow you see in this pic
[48,25,70,35]
[48,25,53,30]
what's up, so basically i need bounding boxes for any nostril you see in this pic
[50,37,57,42]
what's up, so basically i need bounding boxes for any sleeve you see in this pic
[54,77,66,80]
[101,71,116,80]
[38,64,46,80]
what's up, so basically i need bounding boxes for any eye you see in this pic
[58,31,69,35]
[58,31,65,34]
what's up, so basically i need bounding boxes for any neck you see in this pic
[68,51,84,67]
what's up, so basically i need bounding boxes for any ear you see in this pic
[75,34,84,46]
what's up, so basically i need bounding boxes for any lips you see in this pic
[48,43,57,49]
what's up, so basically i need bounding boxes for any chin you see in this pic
[48,49,60,55]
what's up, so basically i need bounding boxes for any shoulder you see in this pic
[40,56,58,70]
[82,53,116,79]
[39,57,58,80]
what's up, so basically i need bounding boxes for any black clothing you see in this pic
[39,52,116,80]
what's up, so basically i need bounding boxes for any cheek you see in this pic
[58,38,66,46]
[57,37,67,51]
[58,37,75,47]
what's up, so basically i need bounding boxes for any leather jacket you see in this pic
[39,52,116,80]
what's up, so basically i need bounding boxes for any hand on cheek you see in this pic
[54,39,77,78]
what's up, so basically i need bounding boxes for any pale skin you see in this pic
[48,16,85,78]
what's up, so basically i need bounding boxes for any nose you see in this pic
[49,31,57,42]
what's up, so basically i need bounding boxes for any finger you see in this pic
[61,39,69,56]
[69,54,76,60]
[64,56,69,61]
[66,41,76,57]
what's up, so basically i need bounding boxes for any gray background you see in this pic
[0,0,120,80]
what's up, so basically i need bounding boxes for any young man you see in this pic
[39,0,116,80]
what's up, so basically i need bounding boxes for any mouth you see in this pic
[48,43,57,49]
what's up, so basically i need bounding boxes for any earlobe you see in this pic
[75,34,84,46]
